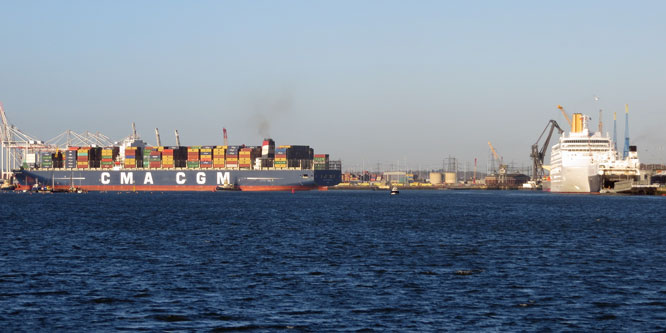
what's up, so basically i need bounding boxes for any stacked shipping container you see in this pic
[314,154,329,170]
[125,147,140,168]
[187,147,200,168]
[213,146,226,168]
[200,146,213,168]
[30,138,330,171]
[162,148,175,168]
[40,152,53,169]
[239,147,260,168]
[101,147,119,169]
[226,146,239,168]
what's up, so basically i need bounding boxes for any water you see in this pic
[1,190,665,331]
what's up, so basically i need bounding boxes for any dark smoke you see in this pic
[250,93,293,138]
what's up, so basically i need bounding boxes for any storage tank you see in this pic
[444,172,456,184]
[429,172,443,185]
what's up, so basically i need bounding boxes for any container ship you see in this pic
[13,137,342,192]
[548,111,640,193]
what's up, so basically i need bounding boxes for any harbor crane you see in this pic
[487,141,506,174]
[155,128,162,147]
[530,119,563,182]
[557,105,572,128]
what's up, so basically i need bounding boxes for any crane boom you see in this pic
[155,128,161,147]
[174,130,181,147]
[557,105,572,128]
[487,141,501,164]
[530,119,564,182]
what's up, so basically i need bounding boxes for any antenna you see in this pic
[613,112,618,152]
[174,130,181,147]
[622,104,629,158]
[155,128,161,147]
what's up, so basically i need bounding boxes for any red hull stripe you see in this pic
[45,185,318,192]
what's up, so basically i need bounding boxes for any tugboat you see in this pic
[390,186,399,195]
[1,179,16,191]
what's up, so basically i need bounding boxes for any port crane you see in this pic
[1,103,113,179]
[530,119,563,183]
[174,130,181,147]
[155,128,162,146]
[557,105,572,128]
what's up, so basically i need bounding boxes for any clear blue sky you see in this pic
[2,1,665,171]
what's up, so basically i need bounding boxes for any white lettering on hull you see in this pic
[176,172,186,185]
[120,172,134,185]
[101,172,111,184]
[196,172,206,184]
[216,172,231,185]
[144,172,154,185]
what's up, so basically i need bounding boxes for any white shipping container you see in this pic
[26,153,36,164]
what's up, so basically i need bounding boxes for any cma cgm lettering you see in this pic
[14,169,342,191]
[101,171,231,185]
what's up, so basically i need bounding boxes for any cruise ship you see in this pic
[549,113,640,193]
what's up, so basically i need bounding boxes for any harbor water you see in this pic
[1,190,665,331]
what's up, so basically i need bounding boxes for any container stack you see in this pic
[239,147,260,168]
[141,147,153,168]
[149,149,162,168]
[200,146,213,168]
[124,147,140,168]
[274,147,287,168]
[226,146,239,168]
[65,148,77,169]
[101,147,118,169]
[314,154,329,170]
[187,147,200,168]
[162,148,175,168]
[175,147,187,168]
[213,146,226,168]
[77,147,90,168]
[40,152,53,169]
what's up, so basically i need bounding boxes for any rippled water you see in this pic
[1,190,665,331]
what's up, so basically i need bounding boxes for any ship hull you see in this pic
[13,169,341,192]
[550,166,601,193]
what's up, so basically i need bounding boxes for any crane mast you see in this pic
[530,119,563,182]
[174,130,181,147]
[223,128,228,146]
[155,128,161,147]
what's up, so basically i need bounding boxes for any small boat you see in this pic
[1,180,16,191]
[390,186,399,195]
[216,183,240,191]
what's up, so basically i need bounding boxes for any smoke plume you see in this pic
[250,92,293,138]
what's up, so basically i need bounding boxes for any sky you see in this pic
[1,1,665,171]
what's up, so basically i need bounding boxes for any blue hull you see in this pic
[13,168,341,191]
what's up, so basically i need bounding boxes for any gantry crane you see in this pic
[530,120,563,182]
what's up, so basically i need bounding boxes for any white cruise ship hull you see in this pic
[550,166,601,192]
